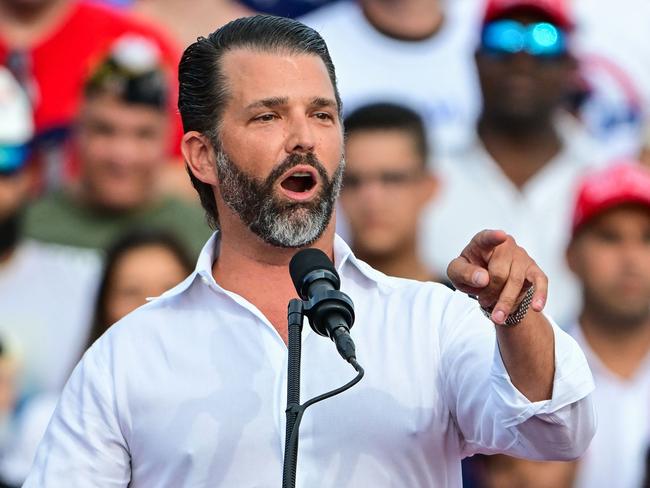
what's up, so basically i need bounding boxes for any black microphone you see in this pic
[289,249,357,362]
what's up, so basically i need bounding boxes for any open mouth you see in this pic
[278,166,319,201]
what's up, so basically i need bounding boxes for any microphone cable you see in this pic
[282,358,364,486]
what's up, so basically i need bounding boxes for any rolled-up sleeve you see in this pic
[439,291,596,460]
[22,338,131,487]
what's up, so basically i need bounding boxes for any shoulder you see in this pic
[155,197,206,218]
[148,198,212,250]
[24,192,79,233]
[24,193,102,249]
[26,191,70,213]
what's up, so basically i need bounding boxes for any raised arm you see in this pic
[441,229,596,460]
[447,229,554,401]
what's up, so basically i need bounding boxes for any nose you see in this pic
[284,114,316,154]
[508,51,538,72]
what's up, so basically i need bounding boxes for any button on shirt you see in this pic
[25,233,596,487]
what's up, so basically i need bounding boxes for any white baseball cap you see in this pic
[0,66,33,173]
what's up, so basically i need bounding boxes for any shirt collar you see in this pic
[155,231,381,300]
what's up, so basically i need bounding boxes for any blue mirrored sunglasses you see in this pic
[481,20,568,58]
[0,143,30,176]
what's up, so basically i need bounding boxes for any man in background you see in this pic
[0,0,181,192]
[565,163,650,488]
[468,163,650,488]
[23,37,210,257]
[423,0,604,325]
[340,102,441,283]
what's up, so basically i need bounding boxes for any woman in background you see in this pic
[87,228,194,346]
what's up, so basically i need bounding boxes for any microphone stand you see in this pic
[282,299,304,488]
[281,300,365,488]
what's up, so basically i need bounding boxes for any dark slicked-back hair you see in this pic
[178,15,342,229]
[344,103,429,166]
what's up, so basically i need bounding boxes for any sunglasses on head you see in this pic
[0,143,30,176]
[480,20,568,58]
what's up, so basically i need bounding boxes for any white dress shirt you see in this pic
[569,325,650,488]
[24,233,595,487]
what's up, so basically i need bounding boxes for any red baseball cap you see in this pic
[483,0,575,31]
[571,163,650,237]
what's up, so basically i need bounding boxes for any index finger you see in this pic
[471,229,509,252]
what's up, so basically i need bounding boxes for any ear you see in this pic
[181,131,218,186]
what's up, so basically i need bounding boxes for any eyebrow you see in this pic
[310,97,338,110]
[245,96,289,110]
[244,96,338,111]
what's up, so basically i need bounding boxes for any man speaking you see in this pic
[24,15,595,487]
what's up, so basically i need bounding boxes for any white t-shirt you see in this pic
[0,393,58,486]
[569,325,650,488]
[300,0,483,156]
[24,233,595,487]
[0,240,101,396]
[421,118,606,327]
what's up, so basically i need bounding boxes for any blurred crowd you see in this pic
[0,0,649,486]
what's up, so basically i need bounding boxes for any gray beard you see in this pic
[215,149,344,248]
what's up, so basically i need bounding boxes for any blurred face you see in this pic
[340,129,435,258]
[77,94,168,211]
[568,205,650,327]
[212,49,345,248]
[476,12,576,127]
[105,244,188,325]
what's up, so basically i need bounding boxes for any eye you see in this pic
[253,113,277,123]
[594,228,621,244]
[313,112,334,121]
[342,174,361,190]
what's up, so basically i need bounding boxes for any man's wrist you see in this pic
[480,286,535,327]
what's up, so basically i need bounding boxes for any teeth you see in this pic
[291,172,311,177]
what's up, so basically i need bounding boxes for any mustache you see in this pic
[265,152,329,187]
